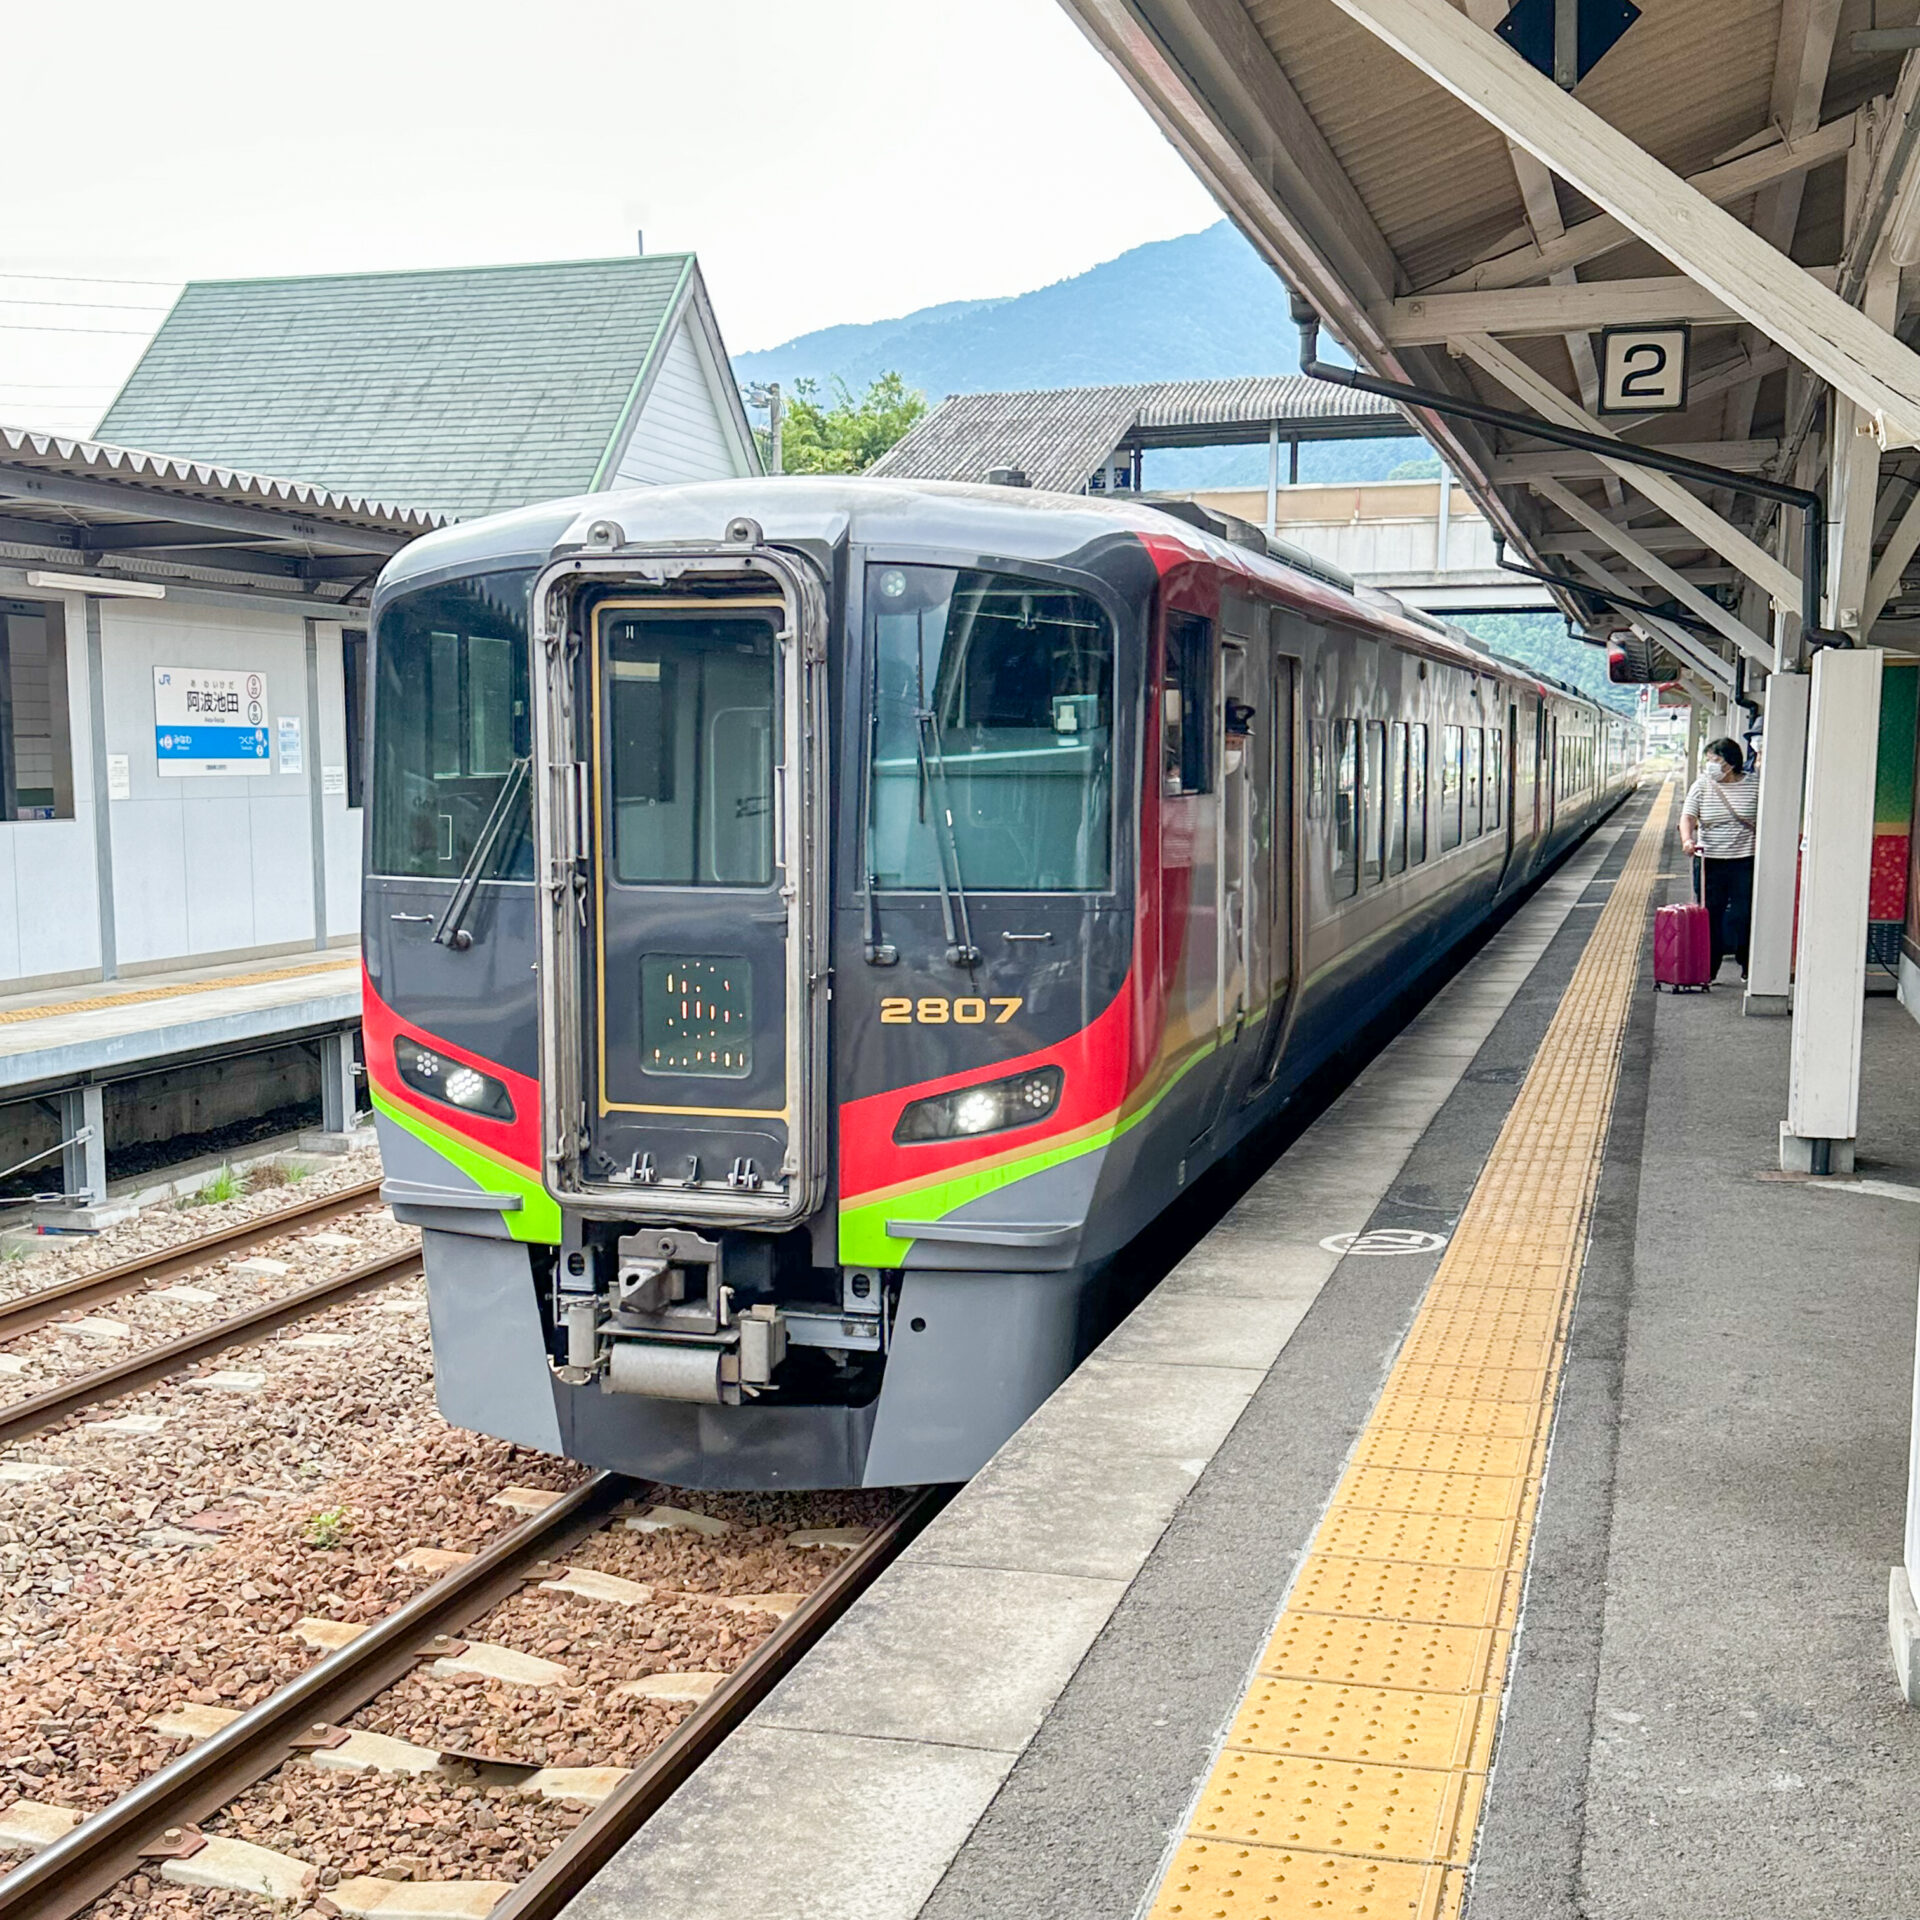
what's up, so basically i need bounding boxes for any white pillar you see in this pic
[1892,1330,1920,1700]
[1265,423,1280,537]
[1782,645,1882,1174]
[1436,469,1452,572]
[1745,670,1809,1016]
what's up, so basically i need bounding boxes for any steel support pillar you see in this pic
[1745,670,1809,1016]
[303,1026,361,1153]
[1265,423,1280,536]
[59,1084,106,1206]
[1782,646,1881,1173]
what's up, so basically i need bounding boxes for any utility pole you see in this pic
[748,383,783,475]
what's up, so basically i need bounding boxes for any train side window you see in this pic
[1489,727,1503,829]
[1440,724,1463,851]
[1364,720,1386,884]
[1163,612,1213,796]
[1464,727,1482,840]
[1332,718,1359,898]
[1408,723,1428,864]
[1387,720,1408,874]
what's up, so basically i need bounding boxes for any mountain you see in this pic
[731,222,1422,485]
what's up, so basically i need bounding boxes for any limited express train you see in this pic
[363,477,1635,1489]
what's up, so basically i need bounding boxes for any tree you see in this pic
[770,373,927,474]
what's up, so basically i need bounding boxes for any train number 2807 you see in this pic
[880,996,1023,1025]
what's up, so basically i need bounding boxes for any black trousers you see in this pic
[1699,854,1754,979]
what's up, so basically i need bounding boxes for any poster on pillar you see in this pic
[153,667,271,777]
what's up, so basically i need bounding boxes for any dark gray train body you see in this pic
[361,478,1635,1488]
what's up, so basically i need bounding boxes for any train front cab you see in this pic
[365,503,1168,1490]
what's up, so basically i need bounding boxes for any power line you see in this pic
[0,322,156,337]
[0,268,181,289]
[0,296,171,314]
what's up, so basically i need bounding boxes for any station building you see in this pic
[0,251,760,1207]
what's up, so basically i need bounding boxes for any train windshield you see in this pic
[369,572,534,881]
[866,565,1113,893]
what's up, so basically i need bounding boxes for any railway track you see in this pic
[0,1244,420,1447]
[0,1178,385,1345]
[0,1479,940,1919]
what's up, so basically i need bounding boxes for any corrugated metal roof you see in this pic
[97,256,701,520]
[871,375,1406,493]
[0,424,444,534]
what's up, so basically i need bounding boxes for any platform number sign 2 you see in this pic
[1598,324,1690,414]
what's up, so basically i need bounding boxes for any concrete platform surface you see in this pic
[563,810,1644,1920]
[0,951,359,1094]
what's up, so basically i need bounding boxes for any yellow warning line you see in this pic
[0,956,358,1028]
[1145,785,1673,1920]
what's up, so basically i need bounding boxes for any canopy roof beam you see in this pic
[1325,0,1920,445]
[1531,474,1775,668]
[1425,114,1857,294]
[1454,331,1804,607]
[1378,278,1739,345]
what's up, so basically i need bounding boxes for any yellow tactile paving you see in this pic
[0,956,356,1027]
[1153,1837,1462,1919]
[1287,1555,1515,1630]
[1228,1676,1501,1773]
[1143,787,1671,1920]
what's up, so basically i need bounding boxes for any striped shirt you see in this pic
[1683,770,1758,859]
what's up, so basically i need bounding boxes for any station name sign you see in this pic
[153,666,271,777]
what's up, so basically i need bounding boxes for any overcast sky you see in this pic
[1,1,1221,439]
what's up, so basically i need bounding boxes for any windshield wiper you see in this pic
[433,755,530,951]
[912,708,981,968]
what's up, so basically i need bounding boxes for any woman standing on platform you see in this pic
[1680,737,1760,981]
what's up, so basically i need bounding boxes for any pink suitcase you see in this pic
[1654,901,1712,990]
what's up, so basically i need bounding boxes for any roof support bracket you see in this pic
[1293,299,1845,649]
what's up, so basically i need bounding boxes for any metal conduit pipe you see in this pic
[1289,296,1849,651]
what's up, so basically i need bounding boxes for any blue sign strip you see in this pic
[155,725,271,760]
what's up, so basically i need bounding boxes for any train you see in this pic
[361,476,1637,1490]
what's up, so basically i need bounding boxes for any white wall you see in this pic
[0,592,101,984]
[314,621,362,942]
[612,321,746,486]
[99,598,317,967]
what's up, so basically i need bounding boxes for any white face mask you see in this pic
[1705,756,1728,779]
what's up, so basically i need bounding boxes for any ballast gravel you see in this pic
[0,1173,412,1411]
[0,1146,383,1305]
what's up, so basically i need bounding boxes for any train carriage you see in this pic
[363,477,1634,1490]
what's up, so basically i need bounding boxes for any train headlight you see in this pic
[394,1034,516,1122]
[893,1066,1063,1144]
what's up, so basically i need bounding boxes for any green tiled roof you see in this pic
[98,254,698,519]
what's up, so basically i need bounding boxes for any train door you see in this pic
[530,553,831,1229]
[1189,617,1252,1148]
[1532,696,1550,839]
[1218,637,1252,1039]
[1246,637,1298,1099]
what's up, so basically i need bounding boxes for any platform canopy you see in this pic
[1058,0,1920,672]
[872,374,1408,492]
[0,425,444,611]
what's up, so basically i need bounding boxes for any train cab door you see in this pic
[1244,640,1297,1102]
[531,551,831,1231]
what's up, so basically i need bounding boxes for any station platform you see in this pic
[0,950,360,1099]
[563,783,1920,1920]
[0,951,361,1212]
